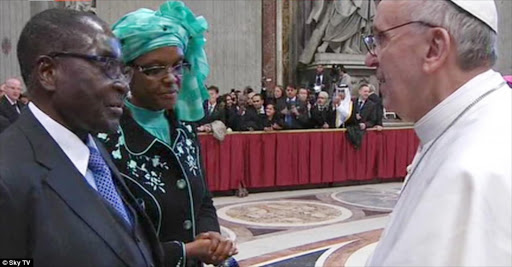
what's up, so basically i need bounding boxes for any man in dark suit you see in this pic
[197,85,225,132]
[0,8,167,267]
[0,77,25,125]
[240,93,267,130]
[310,64,332,96]
[282,85,309,129]
[347,84,379,130]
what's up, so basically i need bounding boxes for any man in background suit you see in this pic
[310,64,332,96]
[347,84,379,130]
[197,85,226,132]
[0,78,25,125]
[0,8,167,267]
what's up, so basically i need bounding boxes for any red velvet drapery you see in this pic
[199,128,419,192]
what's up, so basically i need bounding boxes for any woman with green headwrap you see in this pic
[98,2,237,266]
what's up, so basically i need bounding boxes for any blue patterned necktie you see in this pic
[88,145,131,226]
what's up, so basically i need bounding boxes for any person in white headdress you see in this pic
[363,0,511,266]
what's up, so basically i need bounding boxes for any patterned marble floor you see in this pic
[213,182,402,267]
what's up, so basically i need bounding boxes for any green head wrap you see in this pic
[112,1,209,122]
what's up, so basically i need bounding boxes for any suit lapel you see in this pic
[18,111,137,267]
[0,96,18,122]
[44,166,136,267]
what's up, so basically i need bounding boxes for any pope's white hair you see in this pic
[406,0,497,70]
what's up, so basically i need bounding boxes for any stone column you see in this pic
[496,0,512,75]
[262,0,277,90]
[30,1,64,17]
[276,0,283,86]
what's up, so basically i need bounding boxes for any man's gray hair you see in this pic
[407,0,497,70]
[318,91,329,99]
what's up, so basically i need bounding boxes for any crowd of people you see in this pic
[195,79,384,135]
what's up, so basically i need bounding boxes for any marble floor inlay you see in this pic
[217,200,353,227]
[213,182,402,266]
[331,187,401,212]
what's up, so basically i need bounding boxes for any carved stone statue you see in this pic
[300,0,376,64]
[65,0,96,14]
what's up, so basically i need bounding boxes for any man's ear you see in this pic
[423,28,452,73]
[36,56,58,92]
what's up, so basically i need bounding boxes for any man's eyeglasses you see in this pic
[363,21,438,56]
[132,62,191,79]
[47,52,133,83]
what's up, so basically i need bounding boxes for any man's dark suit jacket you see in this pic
[0,110,166,267]
[310,104,335,129]
[200,100,226,125]
[282,99,309,130]
[346,98,379,128]
[0,115,9,133]
[368,93,383,126]
[309,73,332,96]
[0,95,24,124]
[240,106,266,131]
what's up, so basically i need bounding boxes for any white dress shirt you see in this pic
[29,103,98,191]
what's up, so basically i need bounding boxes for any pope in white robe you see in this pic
[366,70,512,266]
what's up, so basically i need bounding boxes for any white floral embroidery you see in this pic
[112,148,122,159]
[152,156,160,167]
[185,154,198,175]
[128,160,137,169]
[144,171,166,193]
[174,132,199,176]
[97,133,108,140]
[176,143,185,155]
[126,156,167,193]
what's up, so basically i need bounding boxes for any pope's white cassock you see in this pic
[367,70,512,266]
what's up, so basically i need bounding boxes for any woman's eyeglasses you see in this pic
[132,62,192,79]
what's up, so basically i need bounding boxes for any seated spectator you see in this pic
[367,84,383,130]
[243,86,253,96]
[0,78,25,127]
[346,84,379,130]
[297,87,309,106]
[229,89,238,106]
[246,91,255,109]
[223,93,238,130]
[333,85,353,128]
[198,85,226,132]
[251,93,265,115]
[272,85,286,113]
[282,85,309,129]
[228,95,247,131]
[308,89,317,106]
[263,103,284,131]
[336,65,352,92]
[310,91,334,129]
[239,94,266,131]
[235,89,242,100]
